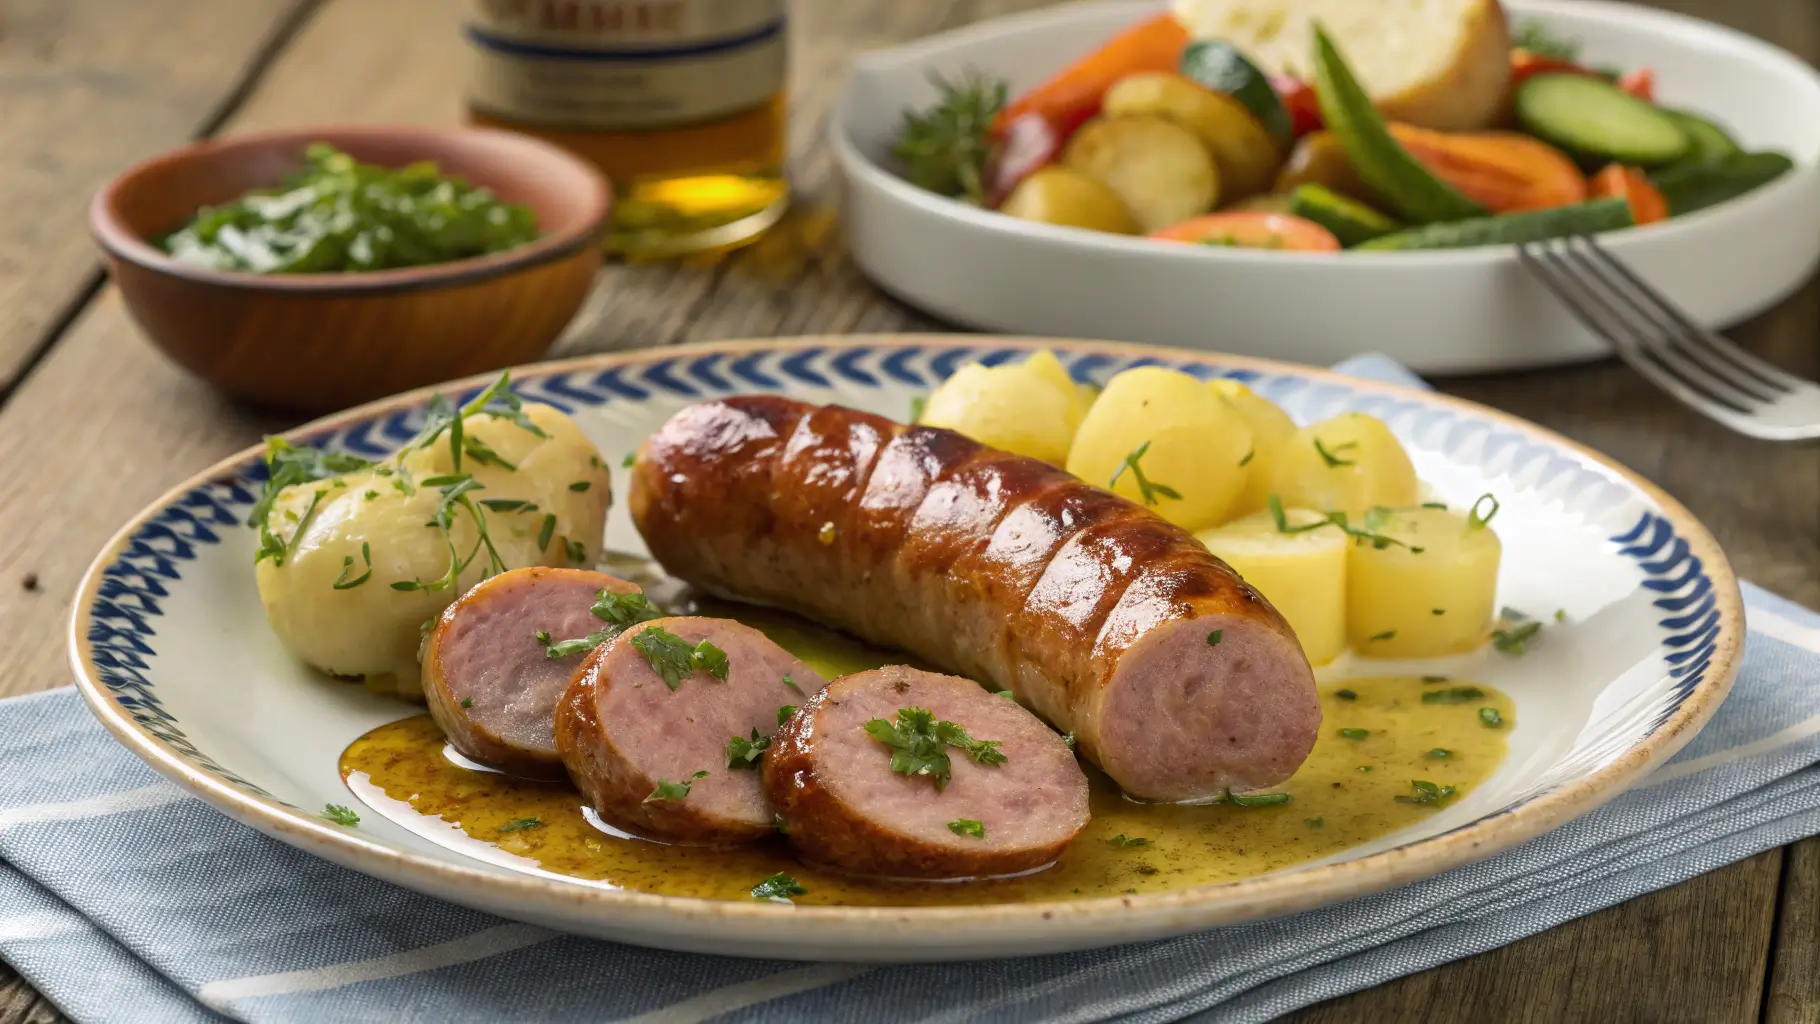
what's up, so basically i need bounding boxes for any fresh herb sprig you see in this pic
[751,872,807,901]
[726,729,771,770]
[892,70,1007,205]
[1109,441,1182,507]
[645,770,710,803]
[536,590,664,659]
[863,706,1007,791]
[630,626,732,691]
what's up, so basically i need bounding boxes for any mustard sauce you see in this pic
[341,611,1512,906]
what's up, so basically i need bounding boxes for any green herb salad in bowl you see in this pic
[92,126,611,413]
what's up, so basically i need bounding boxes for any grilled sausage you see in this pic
[554,616,827,845]
[765,666,1090,878]
[630,397,1320,802]
[422,567,641,779]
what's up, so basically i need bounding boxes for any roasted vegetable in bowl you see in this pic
[888,1,1795,252]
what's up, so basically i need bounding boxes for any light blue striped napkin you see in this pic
[6,356,1820,1024]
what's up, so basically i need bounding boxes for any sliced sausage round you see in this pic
[764,666,1090,879]
[555,616,826,846]
[422,567,642,779]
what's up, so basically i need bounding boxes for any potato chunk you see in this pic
[1066,366,1252,530]
[254,403,610,698]
[1198,507,1348,665]
[1269,412,1418,517]
[999,167,1140,234]
[1347,504,1503,658]
[1209,378,1298,520]
[1061,114,1220,231]
[919,349,1087,465]
[1102,71,1282,200]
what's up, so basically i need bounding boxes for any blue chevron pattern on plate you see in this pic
[70,337,1742,957]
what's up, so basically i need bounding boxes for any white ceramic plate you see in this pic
[71,337,1742,961]
[832,0,1820,374]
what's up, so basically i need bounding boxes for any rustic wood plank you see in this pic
[0,0,311,393]
[1768,837,1820,1024]
[1286,850,1785,1024]
[0,966,61,1024]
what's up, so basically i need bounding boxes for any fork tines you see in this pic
[1517,235,1820,441]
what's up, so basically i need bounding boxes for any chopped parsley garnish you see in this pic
[1554,608,1568,623]
[1491,607,1543,655]
[994,690,1014,700]
[1426,748,1453,760]
[948,819,986,838]
[498,817,543,833]
[629,626,731,690]
[1395,780,1458,806]
[1224,789,1291,807]
[644,770,709,803]
[322,804,360,827]
[1480,707,1504,728]
[622,452,636,468]
[751,872,807,901]
[389,470,513,593]
[1432,608,1445,616]
[1467,493,1501,530]
[459,696,473,708]
[1108,441,1182,507]
[726,729,771,770]
[568,480,591,492]
[1339,728,1369,740]
[1305,817,1325,829]
[537,590,664,660]
[1206,629,1224,647]
[1368,630,1396,642]
[331,541,374,590]
[1107,834,1150,849]
[1238,449,1254,467]
[1266,495,1409,551]
[778,704,796,726]
[909,396,927,423]
[1061,731,1076,751]
[1313,438,1357,468]
[249,438,374,566]
[862,706,1007,791]
[1422,675,1449,684]
[565,538,588,564]
[1334,689,1357,701]
[781,673,805,696]
[1422,686,1487,704]
[536,513,557,553]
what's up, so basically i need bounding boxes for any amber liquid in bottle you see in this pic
[465,1,789,258]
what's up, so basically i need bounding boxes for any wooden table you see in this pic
[1,1,1815,1020]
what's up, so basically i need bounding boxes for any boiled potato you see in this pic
[255,403,610,698]
[1061,115,1220,232]
[1022,348,1097,425]
[1269,412,1418,517]
[1197,507,1348,665]
[1102,72,1282,200]
[1347,504,1503,658]
[999,167,1140,234]
[1273,131,1376,202]
[919,350,1085,465]
[1066,366,1252,530]
[1209,378,1298,520]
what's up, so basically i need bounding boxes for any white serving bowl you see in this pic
[832,0,1820,374]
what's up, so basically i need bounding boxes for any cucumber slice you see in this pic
[1659,109,1741,166]
[1515,74,1689,167]
[1309,27,1485,224]
[1356,198,1634,251]
[1180,41,1293,146]
[1649,151,1794,216]
[1287,184,1400,247]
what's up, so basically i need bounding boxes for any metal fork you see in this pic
[1517,236,1820,441]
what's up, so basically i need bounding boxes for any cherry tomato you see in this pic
[986,108,1096,208]
[1270,75,1324,138]
[1509,48,1595,89]
[1588,164,1668,225]
[1149,212,1342,252]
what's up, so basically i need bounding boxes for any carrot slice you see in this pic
[992,13,1189,136]
[1588,164,1668,224]
[1390,124,1587,213]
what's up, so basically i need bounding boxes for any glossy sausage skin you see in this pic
[630,397,1320,802]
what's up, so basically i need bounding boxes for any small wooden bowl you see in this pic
[91,126,609,414]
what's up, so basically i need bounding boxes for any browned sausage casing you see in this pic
[629,396,1320,802]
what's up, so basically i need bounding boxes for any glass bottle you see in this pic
[464,1,790,258]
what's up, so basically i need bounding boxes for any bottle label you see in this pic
[466,1,786,130]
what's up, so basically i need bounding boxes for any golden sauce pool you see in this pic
[341,612,1512,906]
